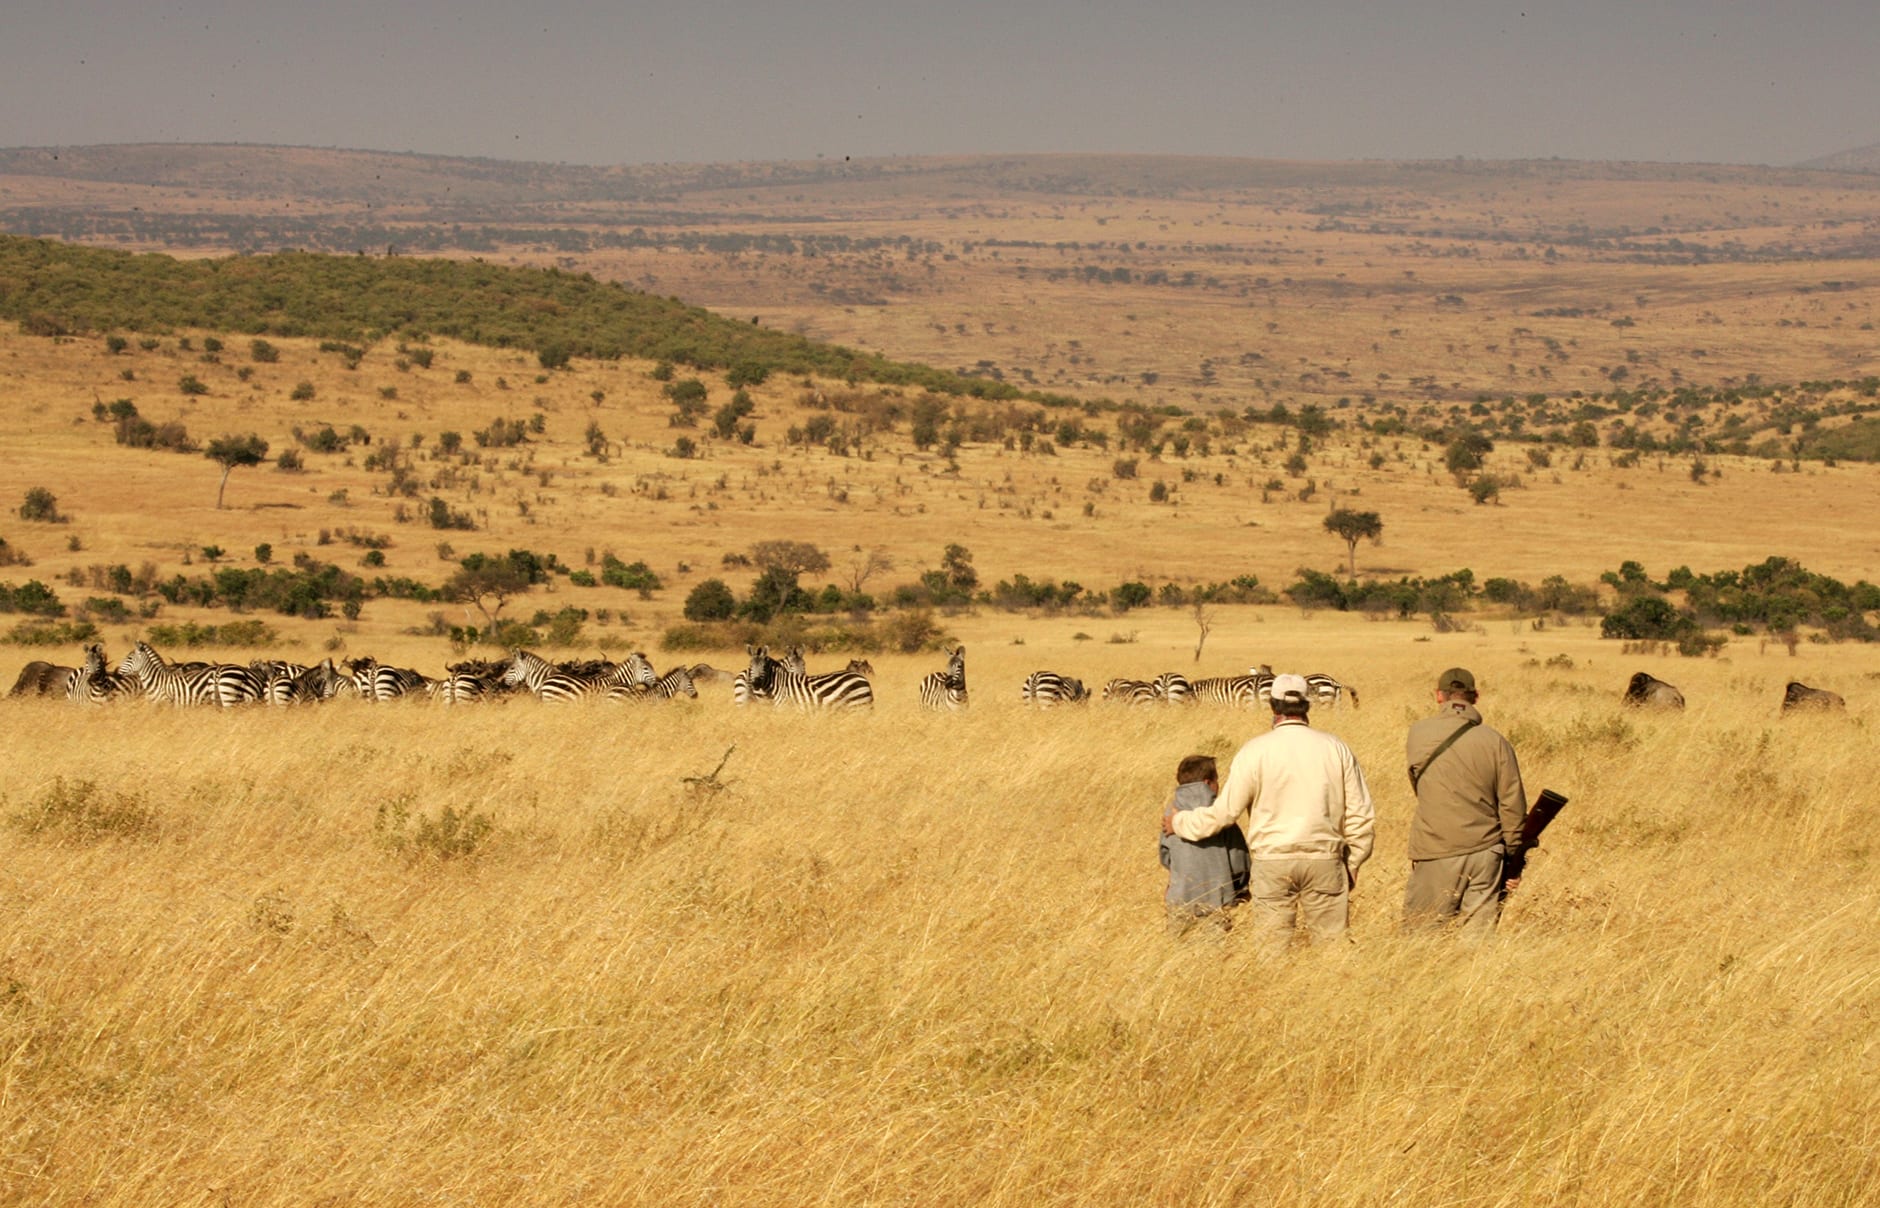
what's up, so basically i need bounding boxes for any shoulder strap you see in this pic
[1411,718,1480,792]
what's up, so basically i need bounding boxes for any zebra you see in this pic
[1243,666,1278,705]
[344,656,432,701]
[845,658,876,678]
[428,658,511,704]
[734,645,806,704]
[745,646,873,711]
[501,648,619,702]
[1102,677,1158,706]
[1152,672,1191,703]
[607,663,698,702]
[919,646,967,711]
[116,641,261,707]
[69,644,136,704]
[1023,671,1089,708]
[264,659,351,705]
[1183,674,1267,708]
[1304,673,1359,709]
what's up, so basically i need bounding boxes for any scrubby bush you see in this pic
[9,778,160,844]
[684,578,737,622]
[18,488,64,523]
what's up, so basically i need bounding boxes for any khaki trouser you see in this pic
[1402,847,1507,939]
[1245,857,1349,947]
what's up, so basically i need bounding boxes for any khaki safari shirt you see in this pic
[1405,702,1526,862]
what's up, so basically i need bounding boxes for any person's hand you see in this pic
[1345,863,1358,890]
[1502,849,1525,890]
[1161,808,1176,836]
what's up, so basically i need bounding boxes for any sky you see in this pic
[4,0,1877,168]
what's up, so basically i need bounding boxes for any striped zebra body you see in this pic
[1185,675,1265,708]
[69,644,136,705]
[1023,671,1088,708]
[429,658,512,704]
[264,659,350,705]
[117,642,261,707]
[429,672,489,704]
[372,665,430,701]
[734,645,805,705]
[746,647,873,711]
[1152,672,1191,703]
[1102,677,1158,706]
[1304,673,1358,709]
[607,665,698,703]
[919,647,968,712]
[1244,667,1277,705]
[503,648,611,702]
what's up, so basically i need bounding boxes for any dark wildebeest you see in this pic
[1781,681,1845,713]
[1622,671,1685,709]
[8,660,77,698]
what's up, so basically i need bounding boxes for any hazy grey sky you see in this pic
[4,0,1876,167]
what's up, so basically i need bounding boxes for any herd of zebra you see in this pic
[1020,666,1355,710]
[3,641,973,712]
[5,642,1353,715]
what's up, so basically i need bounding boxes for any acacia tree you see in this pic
[442,552,538,636]
[1323,509,1383,576]
[205,434,269,509]
[749,540,830,578]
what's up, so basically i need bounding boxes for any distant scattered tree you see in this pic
[845,545,894,594]
[750,540,831,577]
[18,487,64,523]
[178,374,210,396]
[1323,509,1384,576]
[205,434,269,509]
[940,543,978,591]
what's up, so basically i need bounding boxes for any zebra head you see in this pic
[745,645,778,695]
[502,648,550,687]
[782,646,808,674]
[82,643,107,676]
[118,641,163,679]
[846,658,875,678]
[624,651,657,686]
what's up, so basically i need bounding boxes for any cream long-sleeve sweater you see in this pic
[1168,718,1375,869]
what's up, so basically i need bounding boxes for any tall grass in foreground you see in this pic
[1,630,1876,1205]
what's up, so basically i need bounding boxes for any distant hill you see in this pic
[1796,143,1880,173]
[0,235,1027,400]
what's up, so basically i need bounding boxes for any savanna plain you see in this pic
[2,149,1880,1205]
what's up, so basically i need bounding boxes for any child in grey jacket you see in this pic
[1160,754,1250,934]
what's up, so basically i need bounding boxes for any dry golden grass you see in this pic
[2,619,1875,1204]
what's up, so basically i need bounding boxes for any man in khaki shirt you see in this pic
[1164,673,1374,946]
[1402,667,1528,938]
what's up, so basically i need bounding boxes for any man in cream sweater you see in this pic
[1162,673,1374,947]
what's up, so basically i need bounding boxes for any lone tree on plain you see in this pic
[1323,508,1383,576]
[206,434,269,510]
